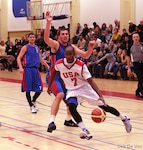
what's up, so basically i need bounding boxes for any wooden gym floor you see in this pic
[0,70,143,150]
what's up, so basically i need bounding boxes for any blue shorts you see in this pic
[46,71,67,100]
[67,97,78,106]
[22,67,43,92]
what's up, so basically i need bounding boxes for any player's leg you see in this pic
[23,68,37,113]
[68,97,92,140]
[31,68,43,111]
[99,104,132,133]
[47,78,77,132]
[26,92,37,113]
[80,88,132,133]
[64,105,78,127]
[32,92,41,111]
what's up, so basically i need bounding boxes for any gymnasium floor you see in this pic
[0,70,143,150]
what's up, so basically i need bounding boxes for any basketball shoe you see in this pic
[30,106,37,113]
[32,101,39,111]
[122,115,132,133]
[47,122,56,132]
[64,120,78,127]
[79,128,93,140]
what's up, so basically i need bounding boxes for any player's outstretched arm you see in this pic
[72,40,95,59]
[44,11,59,51]
[47,68,58,95]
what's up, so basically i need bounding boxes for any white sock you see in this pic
[65,115,72,121]
[78,122,86,129]
[119,114,125,120]
[49,115,55,123]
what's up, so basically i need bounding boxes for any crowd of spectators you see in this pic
[71,19,143,80]
[1,19,143,81]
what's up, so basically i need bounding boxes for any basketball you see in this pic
[91,108,106,123]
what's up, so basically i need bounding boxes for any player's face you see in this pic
[59,30,69,43]
[28,35,36,44]
[65,50,75,63]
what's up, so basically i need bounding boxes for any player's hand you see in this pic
[88,40,95,48]
[45,11,53,23]
[47,87,52,95]
[19,67,24,73]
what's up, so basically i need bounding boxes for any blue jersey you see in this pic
[23,44,40,68]
[48,42,71,77]
[21,44,43,92]
[46,42,70,99]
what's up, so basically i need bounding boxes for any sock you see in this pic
[78,122,86,130]
[65,115,72,121]
[119,114,125,121]
[49,115,56,123]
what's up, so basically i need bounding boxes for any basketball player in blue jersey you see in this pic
[17,32,49,113]
[47,45,132,140]
[44,11,96,132]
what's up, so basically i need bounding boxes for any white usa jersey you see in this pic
[55,58,91,90]
[55,58,100,105]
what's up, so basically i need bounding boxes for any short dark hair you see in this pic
[65,45,74,52]
[57,28,68,36]
[28,32,35,37]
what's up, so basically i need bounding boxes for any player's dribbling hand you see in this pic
[45,11,53,23]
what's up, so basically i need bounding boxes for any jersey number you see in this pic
[71,77,77,86]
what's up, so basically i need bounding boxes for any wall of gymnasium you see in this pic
[0,0,143,43]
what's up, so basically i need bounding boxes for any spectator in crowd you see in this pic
[72,23,82,44]
[114,19,120,31]
[120,35,133,56]
[105,29,112,44]
[108,24,113,34]
[5,42,16,72]
[77,35,86,50]
[87,49,99,77]
[110,28,121,44]
[109,40,118,55]
[81,23,89,39]
[138,19,143,32]
[120,28,128,42]
[96,50,107,78]
[128,20,136,36]
[5,36,11,47]
[50,26,57,40]
[96,47,116,77]
[100,23,107,42]
[135,25,143,44]
[111,48,123,79]
[84,35,90,51]
[20,36,28,46]
[0,40,7,70]
[119,49,130,80]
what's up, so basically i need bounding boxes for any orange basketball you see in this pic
[91,108,106,123]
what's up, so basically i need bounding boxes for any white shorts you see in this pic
[66,84,104,106]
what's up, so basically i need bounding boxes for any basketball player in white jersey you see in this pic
[47,45,132,140]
